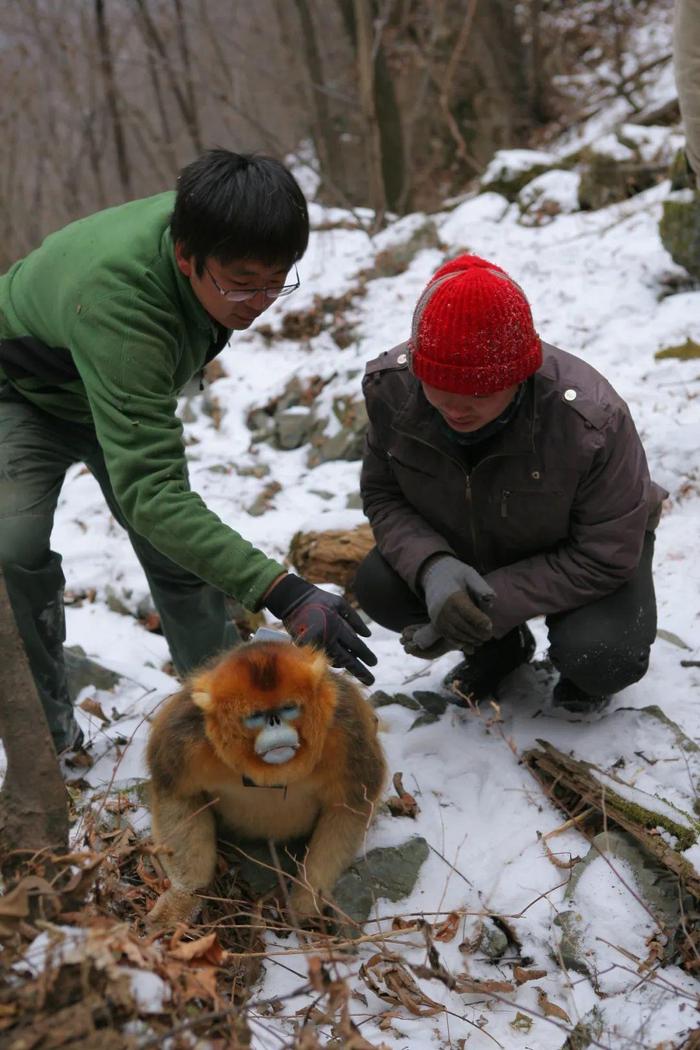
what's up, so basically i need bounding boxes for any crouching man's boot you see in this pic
[551,679,610,714]
[443,624,536,703]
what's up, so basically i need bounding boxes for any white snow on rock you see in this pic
[518,169,581,219]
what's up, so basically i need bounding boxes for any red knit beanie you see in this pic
[409,254,542,396]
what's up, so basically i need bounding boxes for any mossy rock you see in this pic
[659,196,700,280]
[669,148,697,192]
[655,338,700,361]
[479,149,553,201]
[578,148,658,211]
[370,219,442,278]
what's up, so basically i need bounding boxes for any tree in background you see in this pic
[0,0,672,266]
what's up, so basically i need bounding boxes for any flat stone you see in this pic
[333,837,430,928]
[64,645,121,701]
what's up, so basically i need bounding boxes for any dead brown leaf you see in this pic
[360,953,443,1017]
[168,931,226,966]
[387,772,419,818]
[0,876,59,937]
[454,975,515,995]
[78,695,111,723]
[141,611,162,633]
[433,912,460,942]
[175,964,220,1004]
[535,987,571,1023]
[513,965,547,984]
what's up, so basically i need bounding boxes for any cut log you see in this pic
[288,524,375,593]
[523,739,700,969]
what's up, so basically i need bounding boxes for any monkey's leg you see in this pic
[289,806,370,922]
[148,794,217,927]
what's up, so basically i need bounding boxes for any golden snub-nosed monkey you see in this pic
[146,640,386,926]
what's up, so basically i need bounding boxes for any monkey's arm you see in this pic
[146,691,220,927]
[290,801,372,921]
[148,789,218,926]
[290,686,386,922]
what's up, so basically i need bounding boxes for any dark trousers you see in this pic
[354,535,658,697]
[0,384,238,750]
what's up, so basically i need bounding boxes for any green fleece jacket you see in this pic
[0,192,285,609]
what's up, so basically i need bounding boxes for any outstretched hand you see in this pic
[264,574,377,685]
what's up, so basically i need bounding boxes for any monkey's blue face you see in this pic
[244,703,302,764]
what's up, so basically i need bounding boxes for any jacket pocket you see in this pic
[500,487,566,518]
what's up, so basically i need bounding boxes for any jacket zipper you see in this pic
[393,428,481,566]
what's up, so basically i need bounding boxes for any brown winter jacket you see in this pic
[360,342,666,637]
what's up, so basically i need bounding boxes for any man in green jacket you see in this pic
[0,150,376,754]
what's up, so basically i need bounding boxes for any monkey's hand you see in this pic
[264,574,377,686]
[288,885,326,928]
[147,886,200,928]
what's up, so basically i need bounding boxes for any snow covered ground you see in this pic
[33,152,699,1047]
[5,24,700,1042]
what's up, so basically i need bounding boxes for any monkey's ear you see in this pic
[307,649,330,686]
[191,671,214,712]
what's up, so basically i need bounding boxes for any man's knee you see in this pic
[549,632,651,695]
[0,515,53,571]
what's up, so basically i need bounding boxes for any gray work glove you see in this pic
[420,556,495,651]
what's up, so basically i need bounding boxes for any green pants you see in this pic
[0,383,238,751]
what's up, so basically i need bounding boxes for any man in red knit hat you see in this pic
[355,254,666,713]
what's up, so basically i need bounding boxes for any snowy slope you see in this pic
[36,160,700,1047]
[6,20,700,1045]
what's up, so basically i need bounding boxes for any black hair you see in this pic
[170,149,309,276]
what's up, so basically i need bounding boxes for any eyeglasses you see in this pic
[205,263,300,302]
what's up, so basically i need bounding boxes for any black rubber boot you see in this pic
[551,678,610,714]
[443,624,536,703]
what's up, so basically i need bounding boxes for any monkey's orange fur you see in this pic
[146,641,386,927]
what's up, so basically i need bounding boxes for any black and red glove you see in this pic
[264,574,377,686]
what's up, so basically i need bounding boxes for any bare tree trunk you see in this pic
[439,0,481,175]
[353,0,386,226]
[95,0,134,198]
[0,571,68,873]
[132,0,204,155]
[290,0,346,200]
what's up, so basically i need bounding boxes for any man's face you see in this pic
[175,243,291,330]
[421,381,519,433]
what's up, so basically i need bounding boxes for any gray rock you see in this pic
[659,194,700,281]
[370,690,422,711]
[638,704,699,753]
[553,910,591,977]
[345,492,363,510]
[560,1005,604,1050]
[275,407,317,450]
[578,137,661,210]
[370,220,442,278]
[64,645,121,701]
[104,584,133,617]
[479,918,510,960]
[567,829,688,935]
[412,691,448,716]
[308,397,368,465]
[480,149,554,200]
[333,837,430,928]
[217,835,429,933]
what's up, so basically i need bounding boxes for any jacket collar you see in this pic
[162,227,222,340]
[392,372,538,458]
